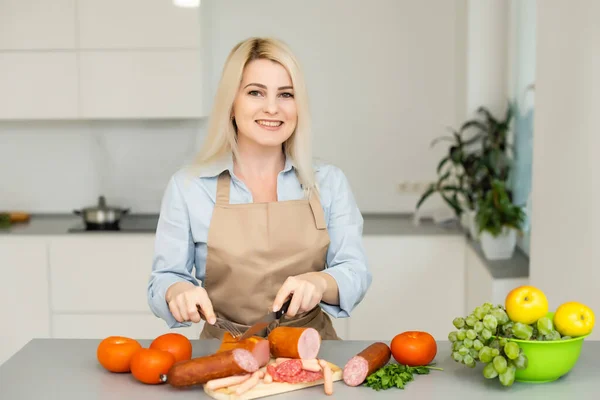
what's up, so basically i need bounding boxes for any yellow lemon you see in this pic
[505,285,549,324]
[554,302,595,337]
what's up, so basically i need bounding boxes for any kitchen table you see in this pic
[1,338,598,399]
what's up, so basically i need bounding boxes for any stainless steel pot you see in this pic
[73,196,130,229]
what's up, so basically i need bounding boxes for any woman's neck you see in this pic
[234,138,285,180]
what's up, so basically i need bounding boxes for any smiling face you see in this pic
[231,58,297,151]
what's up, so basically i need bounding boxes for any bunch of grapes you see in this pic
[448,302,529,387]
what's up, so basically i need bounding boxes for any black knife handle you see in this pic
[275,297,292,319]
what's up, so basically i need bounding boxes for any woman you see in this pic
[147,37,372,340]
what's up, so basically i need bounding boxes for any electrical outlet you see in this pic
[398,181,432,194]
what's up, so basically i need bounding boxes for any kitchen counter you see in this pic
[1,339,597,399]
[0,213,463,236]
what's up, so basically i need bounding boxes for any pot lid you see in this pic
[82,196,127,212]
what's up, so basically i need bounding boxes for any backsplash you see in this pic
[0,119,207,213]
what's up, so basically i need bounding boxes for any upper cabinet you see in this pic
[77,0,200,49]
[0,0,204,120]
[0,0,77,50]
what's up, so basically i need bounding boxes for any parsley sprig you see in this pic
[364,363,443,390]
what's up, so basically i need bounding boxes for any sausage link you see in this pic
[342,342,391,387]
[267,327,321,359]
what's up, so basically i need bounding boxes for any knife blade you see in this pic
[236,297,292,341]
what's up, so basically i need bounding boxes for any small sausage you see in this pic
[263,372,273,384]
[319,359,333,395]
[162,348,259,387]
[268,327,321,359]
[204,374,251,390]
[235,370,264,395]
[275,357,291,365]
[302,359,322,372]
[342,342,391,387]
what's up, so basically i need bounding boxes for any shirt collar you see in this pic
[196,152,298,178]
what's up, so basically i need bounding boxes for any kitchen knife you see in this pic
[236,297,292,341]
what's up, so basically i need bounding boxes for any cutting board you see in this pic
[204,359,343,400]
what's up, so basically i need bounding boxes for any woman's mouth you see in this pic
[256,120,283,130]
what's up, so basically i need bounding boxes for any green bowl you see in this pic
[505,312,591,383]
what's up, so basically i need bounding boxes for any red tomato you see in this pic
[390,331,437,366]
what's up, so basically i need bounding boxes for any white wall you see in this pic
[530,1,600,339]
[201,0,467,214]
[1,0,471,215]
[0,119,206,213]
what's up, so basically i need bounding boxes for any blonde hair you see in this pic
[194,37,315,194]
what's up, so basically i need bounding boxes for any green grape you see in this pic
[490,308,510,325]
[499,338,508,347]
[483,362,498,379]
[458,346,469,356]
[463,338,474,348]
[469,348,478,359]
[448,331,459,342]
[466,315,478,327]
[481,328,492,340]
[453,317,465,329]
[473,339,484,351]
[491,348,500,357]
[483,314,498,331]
[513,322,534,340]
[466,329,477,340]
[493,355,508,374]
[513,353,528,370]
[503,342,520,360]
[457,329,467,341]
[478,347,494,363]
[463,354,474,365]
[499,365,516,387]
[452,351,462,362]
[562,336,572,340]
[502,322,514,336]
[474,321,484,333]
[474,307,486,320]
[489,339,500,349]
[545,331,562,341]
[453,341,463,351]
[465,360,477,368]
[482,303,492,315]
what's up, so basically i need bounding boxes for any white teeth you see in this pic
[257,120,282,127]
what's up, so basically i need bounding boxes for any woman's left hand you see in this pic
[272,272,328,317]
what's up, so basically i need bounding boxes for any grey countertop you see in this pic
[0,213,463,236]
[1,339,597,399]
[0,213,528,279]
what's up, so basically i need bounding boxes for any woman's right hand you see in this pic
[165,281,216,325]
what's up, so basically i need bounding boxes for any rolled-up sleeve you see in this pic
[147,174,198,328]
[321,168,372,318]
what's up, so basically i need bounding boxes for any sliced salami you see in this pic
[276,359,303,377]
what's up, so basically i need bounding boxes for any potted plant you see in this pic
[475,179,526,260]
[415,103,515,240]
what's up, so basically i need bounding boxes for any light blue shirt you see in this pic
[147,154,372,329]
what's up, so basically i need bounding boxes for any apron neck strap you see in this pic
[216,171,231,204]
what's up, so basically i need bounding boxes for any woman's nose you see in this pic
[263,95,278,114]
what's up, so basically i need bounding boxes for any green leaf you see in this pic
[415,184,436,210]
[437,156,450,174]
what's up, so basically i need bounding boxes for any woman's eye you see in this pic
[280,92,294,98]
[248,90,262,96]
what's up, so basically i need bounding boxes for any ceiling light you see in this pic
[173,0,200,8]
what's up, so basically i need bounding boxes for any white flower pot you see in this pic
[466,209,479,241]
[480,227,517,260]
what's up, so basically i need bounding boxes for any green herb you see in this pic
[364,363,443,391]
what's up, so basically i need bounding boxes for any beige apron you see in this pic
[199,170,340,340]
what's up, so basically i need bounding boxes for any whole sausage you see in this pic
[267,327,321,359]
[342,342,391,387]
[161,348,259,387]
[217,333,270,367]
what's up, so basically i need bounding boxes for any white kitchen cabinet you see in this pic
[77,0,200,49]
[52,313,204,341]
[49,235,156,313]
[0,52,79,120]
[0,0,76,50]
[0,237,50,366]
[78,50,203,118]
[347,235,466,342]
